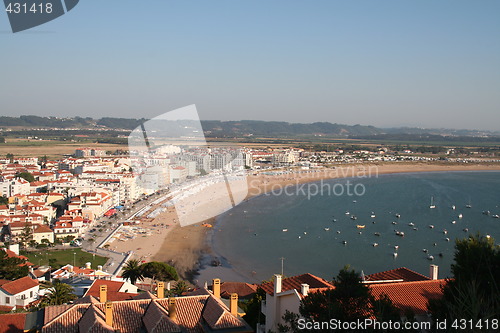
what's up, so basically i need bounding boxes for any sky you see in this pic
[0,0,499,131]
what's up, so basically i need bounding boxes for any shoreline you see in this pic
[143,162,500,283]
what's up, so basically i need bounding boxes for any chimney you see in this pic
[85,262,91,269]
[212,278,221,299]
[274,274,282,294]
[301,283,309,296]
[230,293,238,316]
[100,285,108,303]
[105,301,113,326]
[157,282,165,298]
[168,297,177,321]
[67,265,73,273]
[430,264,439,280]
[167,281,171,291]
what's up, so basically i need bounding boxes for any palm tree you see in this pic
[122,259,144,285]
[40,281,77,306]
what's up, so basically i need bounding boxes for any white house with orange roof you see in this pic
[0,177,30,197]
[0,276,39,311]
[32,224,54,244]
[259,273,335,333]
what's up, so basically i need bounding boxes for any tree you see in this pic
[140,261,178,282]
[18,224,33,247]
[172,280,189,295]
[242,288,266,330]
[0,250,29,280]
[428,234,500,325]
[39,281,77,306]
[121,259,144,285]
[6,153,14,162]
[0,196,8,205]
[16,172,35,183]
[299,266,400,326]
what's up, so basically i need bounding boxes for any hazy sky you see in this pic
[1,0,499,130]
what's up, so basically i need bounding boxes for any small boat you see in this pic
[452,205,456,210]
[395,213,401,218]
[374,232,381,236]
[463,228,469,232]
[408,222,415,226]
[433,243,437,246]
[298,236,301,239]
[350,215,358,220]
[422,248,428,253]
[394,245,399,250]
[336,230,341,234]
[372,221,376,224]
[353,200,357,203]
[466,198,472,208]
[303,231,307,235]
[372,243,379,247]
[427,255,434,260]
[429,225,435,229]
[370,212,376,218]
[395,231,405,237]
[332,219,337,222]
[486,234,491,239]
[393,252,398,258]
[430,196,436,209]
[445,237,450,242]
[413,227,418,231]
[483,210,490,216]
[282,229,288,232]
[345,211,350,215]
[492,214,500,219]
[458,213,463,219]
[451,220,456,224]
[324,227,330,231]
[356,225,365,229]
[443,229,448,234]
[342,240,347,245]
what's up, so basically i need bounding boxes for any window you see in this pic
[5,297,9,304]
[30,291,33,298]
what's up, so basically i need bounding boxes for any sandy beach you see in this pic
[119,162,500,280]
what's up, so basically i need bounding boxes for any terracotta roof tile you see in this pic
[219,282,258,299]
[202,296,245,330]
[0,276,38,295]
[365,267,431,283]
[142,300,181,333]
[260,273,334,296]
[0,313,27,333]
[78,304,114,333]
[43,304,72,324]
[369,279,445,315]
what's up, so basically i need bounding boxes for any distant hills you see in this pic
[0,115,498,141]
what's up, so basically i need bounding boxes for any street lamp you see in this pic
[73,252,76,267]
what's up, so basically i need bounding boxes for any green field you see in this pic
[22,248,107,269]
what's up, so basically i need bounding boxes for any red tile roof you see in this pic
[42,295,250,333]
[369,279,446,315]
[365,267,430,283]
[260,273,334,296]
[0,313,27,332]
[84,280,138,302]
[34,224,53,233]
[219,282,258,299]
[0,276,38,295]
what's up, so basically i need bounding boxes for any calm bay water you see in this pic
[199,172,500,284]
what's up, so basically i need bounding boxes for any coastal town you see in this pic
[0,141,498,331]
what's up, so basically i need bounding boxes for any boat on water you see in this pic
[466,198,472,208]
[370,212,376,218]
[374,232,381,236]
[452,205,456,210]
[451,220,456,224]
[458,213,463,219]
[429,225,435,229]
[282,228,288,232]
[393,252,398,258]
[395,231,405,237]
[483,210,490,216]
[392,221,398,225]
[430,196,436,209]
[372,243,378,247]
[342,240,347,245]
[492,214,500,219]
[345,211,350,215]
[324,227,330,231]
[408,222,415,226]
[427,255,434,260]
[356,225,365,229]
[443,229,448,234]
[394,245,399,250]
[395,213,401,218]
[350,215,358,220]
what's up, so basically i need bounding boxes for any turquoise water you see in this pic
[207,171,500,282]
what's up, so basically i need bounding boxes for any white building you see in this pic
[0,276,39,310]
